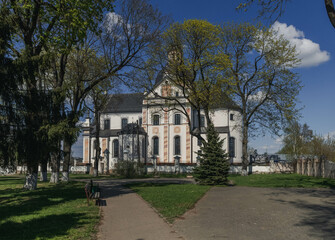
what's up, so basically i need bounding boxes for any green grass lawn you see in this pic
[229,173,335,188]
[127,183,211,223]
[0,175,99,240]
[70,173,190,180]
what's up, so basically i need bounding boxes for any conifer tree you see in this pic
[193,123,230,185]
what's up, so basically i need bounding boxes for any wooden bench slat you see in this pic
[85,181,101,206]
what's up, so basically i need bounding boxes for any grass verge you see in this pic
[229,173,335,188]
[127,183,210,223]
[0,175,99,240]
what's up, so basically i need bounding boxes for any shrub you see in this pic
[115,160,145,178]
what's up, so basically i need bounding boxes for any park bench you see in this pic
[85,179,101,206]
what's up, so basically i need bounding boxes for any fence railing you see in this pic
[296,158,335,179]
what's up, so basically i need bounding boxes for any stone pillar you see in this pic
[307,159,313,176]
[321,158,326,178]
[296,159,301,174]
[302,159,307,175]
[314,158,320,177]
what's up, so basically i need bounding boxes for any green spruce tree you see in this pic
[193,123,230,185]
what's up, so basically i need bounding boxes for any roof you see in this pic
[154,69,165,86]
[90,129,120,137]
[211,94,241,111]
[102,93,144,113]
[193,126,230,134]
[215,127,229,133]
[120,123,146,135]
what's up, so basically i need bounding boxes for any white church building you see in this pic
[82,74,243,173]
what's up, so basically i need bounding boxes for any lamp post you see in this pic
[174,155,181,174]
[103,149,110,174]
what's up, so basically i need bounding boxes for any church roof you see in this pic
[102,93,143,113]
[120,123,146,135]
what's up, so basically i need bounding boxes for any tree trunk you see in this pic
[24,156,38,190]
[325,0,335,29]
[62,138,71,182]
[50,151,60,183]
[241,118,249,176]
[39,171,47,182]
[106,155,110,175]
[24,173,38,190]
[94,111,101,177]
[93,168,98,177]
[23,126,39,190]
[39,161,48,182]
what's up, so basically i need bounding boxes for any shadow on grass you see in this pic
[0,183,85,222]
[0,213,85,240]
[99,179,194,199]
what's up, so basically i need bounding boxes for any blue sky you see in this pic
[150,0,335,153]
[72,0,335,157]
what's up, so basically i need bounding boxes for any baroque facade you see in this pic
[82,77,243,173]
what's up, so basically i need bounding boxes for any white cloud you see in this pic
[275,136,283,144]
[248,91,265,102]
[106,12,123,26]
[272,21,330,68]
[324,131,335,138]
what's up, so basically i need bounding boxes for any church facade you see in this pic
[82,77,243,173]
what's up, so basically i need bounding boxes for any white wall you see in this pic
[101,112,142,129]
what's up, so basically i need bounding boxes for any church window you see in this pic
[153,114,160,125]
[153,136,159,155]
[174,136,181,155]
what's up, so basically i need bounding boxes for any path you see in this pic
[96,178,193,240]
[94,179,335,240]
[174,186,335,240]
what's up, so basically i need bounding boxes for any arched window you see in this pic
[153,136,159,155]
[153,114,160,125]
[229,137,235,157]
[174,113,181,125]
[174,136,181,155]
[113,139,119,157]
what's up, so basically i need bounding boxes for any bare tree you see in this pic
[221,22,301,174]
[132,19,232,144]
[238,0,335,30]
[60,0,169,181]
[85,79,114,177]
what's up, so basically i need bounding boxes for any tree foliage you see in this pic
[279,121,335,162]
[137,19,232,143]
[57,0,168,180]
[221,22,301,171]
[0,0,167,188]
[0,0,114,189]
[278,121,313,159]
[193,124,230,185]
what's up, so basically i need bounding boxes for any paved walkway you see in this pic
[96,179,193,240]
[174,186,335,240]
[95,179,335,240]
